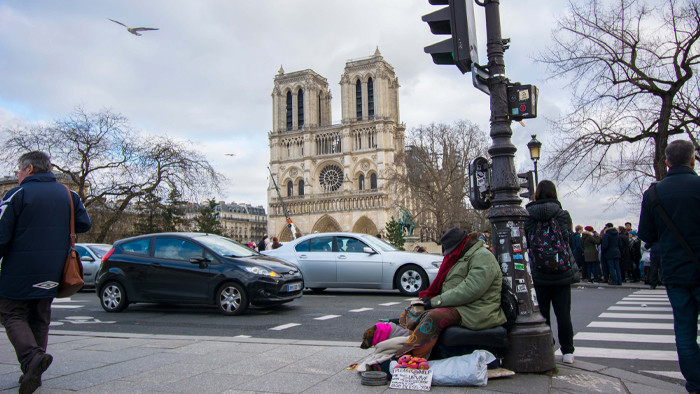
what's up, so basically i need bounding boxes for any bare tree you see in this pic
[1,108,224,242]
[537,0,700,198]
[390,120,490,242]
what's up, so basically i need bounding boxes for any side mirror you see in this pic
[363,247,377,254]
[81,256,95,262]
[189,257,209,269]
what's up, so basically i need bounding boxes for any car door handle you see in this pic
[151,263,162,267]
[338,255,347,259]
[298,254,307,259]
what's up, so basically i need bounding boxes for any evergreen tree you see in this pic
[385,217,405,250]
[195,198,222,235]
[133,192,164,235]
[160,188,186,232]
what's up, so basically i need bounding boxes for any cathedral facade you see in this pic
[267,49,407,241]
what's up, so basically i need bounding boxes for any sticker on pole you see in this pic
[389,369,433,391]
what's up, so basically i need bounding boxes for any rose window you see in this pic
[319,165,343,192]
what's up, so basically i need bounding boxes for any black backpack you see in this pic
[500,278,518,329]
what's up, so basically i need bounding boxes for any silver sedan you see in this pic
[75,243,112,288]
[262,232,442,296]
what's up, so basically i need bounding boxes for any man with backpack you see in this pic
[638,139,700,394]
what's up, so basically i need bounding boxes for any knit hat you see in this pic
[440,227,468,256]
[584,225,594,232]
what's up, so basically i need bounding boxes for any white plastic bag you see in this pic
[428,350,496,386]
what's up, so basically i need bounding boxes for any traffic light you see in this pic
[518,171,535,200]
[422,0,478,74]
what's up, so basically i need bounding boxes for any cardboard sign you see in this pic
[389,369,433,391]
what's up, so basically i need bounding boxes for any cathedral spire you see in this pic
[278,65,285,75]
[374,46,382,57]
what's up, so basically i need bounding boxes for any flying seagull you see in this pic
[108,18,159,36]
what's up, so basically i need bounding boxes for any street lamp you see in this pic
[527,134,542,185]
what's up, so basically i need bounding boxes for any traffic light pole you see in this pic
[482,0,555,372]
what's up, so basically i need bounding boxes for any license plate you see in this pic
[286,282,302,292]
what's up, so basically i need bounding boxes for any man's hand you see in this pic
[421,297,433,310]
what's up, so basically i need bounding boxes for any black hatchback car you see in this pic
[95,232,304,315]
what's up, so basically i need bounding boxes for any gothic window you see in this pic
[286,91,292,131]
[287,180,293,197]
[358,174,365,191]
[319,164,343,192]
[298,180,304,196]
[368,77,374,119]
[315,132,342,155]
[297,89,304,129]
[356,79,362,120]
[370,173,377,189]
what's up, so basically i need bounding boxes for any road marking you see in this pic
[349,308,374,312]
[587,321,677,330]
[378,302,401,306]
[640,370,685,380]
[599,312,674,320]
[314,315,341,320]
[608,306,672,312]
[51,305,83,309]
[53,298,82,303]
[269,323,301,331]
[617,301,670,305]
[555,347,678,361]
[234,335,252,338]
[622,297,670,301]
[574,332,676,343]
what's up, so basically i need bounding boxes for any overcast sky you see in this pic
[0,1,643,230]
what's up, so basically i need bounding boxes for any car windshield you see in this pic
[194,234,257,257]
[358,234,397,252]
[87,245,112,258]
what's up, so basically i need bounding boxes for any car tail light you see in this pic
[102,247,115,263]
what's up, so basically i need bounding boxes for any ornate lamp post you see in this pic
[527,135,542,185]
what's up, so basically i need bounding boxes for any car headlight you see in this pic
[245,266,278,277]
[431,261,442,269]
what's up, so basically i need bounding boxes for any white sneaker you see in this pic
[562,354,574,364]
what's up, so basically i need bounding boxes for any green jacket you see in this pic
[431,240,506,330]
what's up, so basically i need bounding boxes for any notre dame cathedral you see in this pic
[267,48,409,241]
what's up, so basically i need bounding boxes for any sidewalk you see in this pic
[0,329,685,393]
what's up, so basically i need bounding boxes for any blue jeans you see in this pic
[586,261,600,281]
[607,258,621,285]
[665,285,700,392]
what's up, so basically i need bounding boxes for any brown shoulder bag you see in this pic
[57,185,84,298]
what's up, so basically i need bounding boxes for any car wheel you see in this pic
[396,265,428,296]
[100,281,128,312]
[217,282,248,316]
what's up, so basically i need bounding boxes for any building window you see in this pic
[287,181,293,197]
[358,174,365,191]
[356,79,362,121]
[368,77,374,119]
[319,165,343,192]
[299,180,304,196]
[370,173,377,189]
[286,91,292,131]
[315,132,342,155]
[297,89,304,129]
[318,93,322,125]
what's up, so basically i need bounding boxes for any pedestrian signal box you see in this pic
[507,84,538,121]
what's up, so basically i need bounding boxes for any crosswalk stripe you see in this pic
[314,315,341,320]
[599,312,674,320]
[608,306,672,312]
[617,301,670,305]
[349,307,374,312]
[622,297,669,301]
[640,371,685,380]
[51,305,83,309]
[378,302,402,306]
[269,323,301,331]
[556,347,678,361]
[574,332,676,343]
[588,321,676,330]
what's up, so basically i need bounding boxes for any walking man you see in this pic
[0,151,92,393]
[638,140,700,393]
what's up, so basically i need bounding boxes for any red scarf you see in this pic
[419,235,470,299]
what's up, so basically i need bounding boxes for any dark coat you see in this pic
[581,231,601,262]
[618,232,632,269]
[524,199,577,286]
[571,232,584,256]
[638,166,700,286]
[0,173,92,299]
[602,228,623,260]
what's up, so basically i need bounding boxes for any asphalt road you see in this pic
[50,285,683,385]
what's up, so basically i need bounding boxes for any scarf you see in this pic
[418,234,470,299]
[372,322,392,346]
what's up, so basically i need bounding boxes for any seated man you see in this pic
[395,227,506,359]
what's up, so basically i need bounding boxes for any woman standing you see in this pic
[582,226,601,282]
[524,180,577,364]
